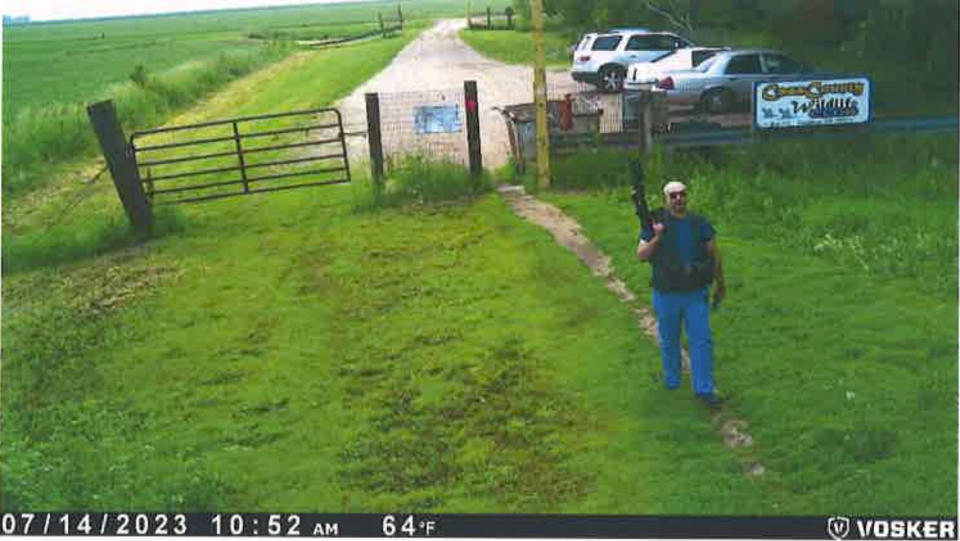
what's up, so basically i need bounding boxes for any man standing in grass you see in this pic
[636,180,726,407]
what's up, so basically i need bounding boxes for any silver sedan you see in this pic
[654,49,813,114]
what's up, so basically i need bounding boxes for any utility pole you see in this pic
[531,0,550,188]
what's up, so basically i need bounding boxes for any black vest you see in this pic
[649,209,714,292]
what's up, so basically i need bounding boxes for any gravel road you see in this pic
[336,19,583,169]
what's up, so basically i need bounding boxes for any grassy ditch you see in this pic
[536,133,958,515]
[2,44,295,197]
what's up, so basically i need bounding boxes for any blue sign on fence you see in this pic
[414,105,461,134]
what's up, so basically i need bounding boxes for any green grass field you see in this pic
[2,1,957,518]
[3,20,775,513]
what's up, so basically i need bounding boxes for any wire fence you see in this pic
[378,88,468,167]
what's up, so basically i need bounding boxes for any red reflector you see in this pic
[656,76,675,90]
[578,55,591,62]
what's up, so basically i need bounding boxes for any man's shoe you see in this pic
[697,393,725,408]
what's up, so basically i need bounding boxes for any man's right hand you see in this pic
[652,222,665,239]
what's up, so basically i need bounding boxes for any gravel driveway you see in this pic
[336,19,583,169]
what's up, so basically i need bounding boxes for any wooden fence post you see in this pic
[637,91,653,155]
[86,100,153,239]
[464,80,482,178]
[531,0,551,188]
[365,92,384,198]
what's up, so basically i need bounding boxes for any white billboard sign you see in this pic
[754,77,871,129]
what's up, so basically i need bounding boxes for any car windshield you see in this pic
[695,56,719,72]
[591,35,622,51]
[691,49,721,66]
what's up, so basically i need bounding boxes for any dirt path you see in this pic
[336,19,582,168]
[497,185,764,476]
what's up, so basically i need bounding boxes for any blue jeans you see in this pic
[652,287,715,395]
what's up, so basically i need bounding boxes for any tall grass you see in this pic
[2,44,292,196]
[543,133,958,293]
[354,155,493,210]
[1,205,187,274]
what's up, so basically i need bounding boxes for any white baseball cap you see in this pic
[662,181,687,196]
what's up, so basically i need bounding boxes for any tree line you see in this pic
[511,0,957,91]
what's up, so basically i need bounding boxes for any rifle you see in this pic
[629,159,652,231]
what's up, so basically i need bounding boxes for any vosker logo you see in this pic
[826,517,957,540]
[828,516,851,540]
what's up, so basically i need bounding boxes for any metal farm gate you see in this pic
[129,108,350,204]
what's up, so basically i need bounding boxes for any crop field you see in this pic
[2,0,467,117]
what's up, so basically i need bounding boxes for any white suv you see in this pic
[571,30,696,92]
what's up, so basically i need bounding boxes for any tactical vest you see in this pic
[649,209,715,292]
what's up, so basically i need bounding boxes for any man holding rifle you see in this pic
[635,174,726,408]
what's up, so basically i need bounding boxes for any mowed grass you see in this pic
[538,135,957,514]
[459,27,573,67]
[6,17,776,514]
[2,184,779,512]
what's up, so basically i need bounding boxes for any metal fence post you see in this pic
[464,80,483,178]
[486,6,492,28]
[86,100,153,239]
[397,4,403,29]
[378,12,385,37]
[365,92,384,197]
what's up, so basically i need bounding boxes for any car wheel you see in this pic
[701,88,733,114]
[599,66,626,93]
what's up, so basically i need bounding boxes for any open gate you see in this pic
[129,108,350,204]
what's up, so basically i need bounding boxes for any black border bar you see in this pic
[1,513,956,539]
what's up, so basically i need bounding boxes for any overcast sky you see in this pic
[3,0,374,21]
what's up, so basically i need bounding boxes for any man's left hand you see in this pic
[712,283,726,308]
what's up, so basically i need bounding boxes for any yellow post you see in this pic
[531,0,551,188]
